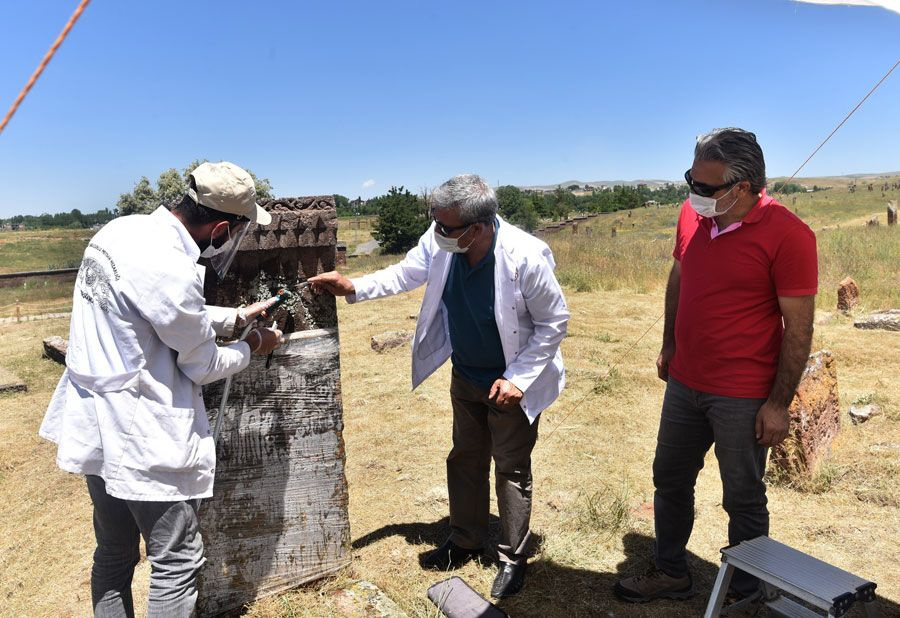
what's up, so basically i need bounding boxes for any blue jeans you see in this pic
[652,378,769,595]
[86,475,205,618]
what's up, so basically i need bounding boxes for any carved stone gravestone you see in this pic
[836,276,859,314]
[769,350,840,480]
[197,196,350,616]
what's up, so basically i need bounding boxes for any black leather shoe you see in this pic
[491,563,526,598]
[421,539,483,571]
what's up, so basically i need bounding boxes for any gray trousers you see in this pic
[652,378,769,595]
[86,475,205,618]
[447,370,539,565]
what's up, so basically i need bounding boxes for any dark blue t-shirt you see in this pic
[441,227,506,388]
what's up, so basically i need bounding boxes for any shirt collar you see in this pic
[152,206,201,261]
[695,189,774,229]
[741,189,775,224]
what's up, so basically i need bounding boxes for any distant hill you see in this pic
[520,179,676,191]
[521,171,900,192]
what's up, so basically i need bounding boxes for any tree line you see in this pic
[1,208,116,230]
[0,160,273,230]
[363,182,692,254]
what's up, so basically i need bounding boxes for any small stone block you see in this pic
[42,336,68,365]
[0,366,26,393]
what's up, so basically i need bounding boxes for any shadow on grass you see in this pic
[353,522,898,617]
[352,514,520,568]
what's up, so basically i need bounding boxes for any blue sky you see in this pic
[0,0,898,217]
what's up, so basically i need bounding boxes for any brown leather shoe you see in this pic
[614,567,694,603]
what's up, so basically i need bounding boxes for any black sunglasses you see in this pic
[684,169,738,198]
[433,220,474,237]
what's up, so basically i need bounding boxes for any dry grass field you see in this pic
[0,182,898,617]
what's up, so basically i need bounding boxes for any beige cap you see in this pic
[187,161,272,225]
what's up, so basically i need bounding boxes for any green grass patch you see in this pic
[0,229,92,274]
[574,480,632,537]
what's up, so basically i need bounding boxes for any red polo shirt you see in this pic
[668,192,818,398]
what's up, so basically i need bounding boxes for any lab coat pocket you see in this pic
[122,399,202,472]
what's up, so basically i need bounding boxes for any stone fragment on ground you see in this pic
[849,404,882,424]
[333,580,409,618]
[870,443,900,453]
[371,331,413,353]
[0,366,26,394]
[853,309,900,331]
[769,350,840,479]
[42,336,68,365]
[836,276,859,313]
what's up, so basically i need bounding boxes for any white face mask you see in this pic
[434,225,476,253]
[689,185,738,218]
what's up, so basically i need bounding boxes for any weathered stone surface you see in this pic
[42,336,68,365]
[333,580,410,618]
[888,200,897,226]
[197,196,349,617]
[849,404,882,424]
[769,350,840,479]
[867,216,879,227]
[853,309,900,331]
[371,331,413,353]
[0,366,26,394]
[836,277,859,313]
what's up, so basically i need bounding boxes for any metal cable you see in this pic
[540,58,900,447]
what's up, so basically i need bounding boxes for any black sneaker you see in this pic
[421,539,483,571]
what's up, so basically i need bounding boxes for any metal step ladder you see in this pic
[704,536,879,617]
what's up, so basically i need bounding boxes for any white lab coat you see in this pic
[349,216,569,423]
[40,207,250,501]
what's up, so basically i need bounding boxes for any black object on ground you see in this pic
[427,576,508,618]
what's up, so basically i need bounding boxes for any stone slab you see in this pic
[333,580,409,618]
[0,366,26,394]
[42,336,68,365]
[853,309,900,331]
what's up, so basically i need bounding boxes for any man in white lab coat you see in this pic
[310,173,569,598]
[40,162,283,617]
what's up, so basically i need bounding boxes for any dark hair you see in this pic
[694,128,767,193]
[171,194,243,225]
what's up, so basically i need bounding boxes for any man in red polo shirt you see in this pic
[616,128,817,606]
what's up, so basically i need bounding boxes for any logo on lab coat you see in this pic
[78,257,113,313]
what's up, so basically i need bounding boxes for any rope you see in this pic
[778,58,900,189]
[0,0,91,137]
[540,312,663,447]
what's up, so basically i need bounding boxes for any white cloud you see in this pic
[362,179,376,189]
[792,0,900,15]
